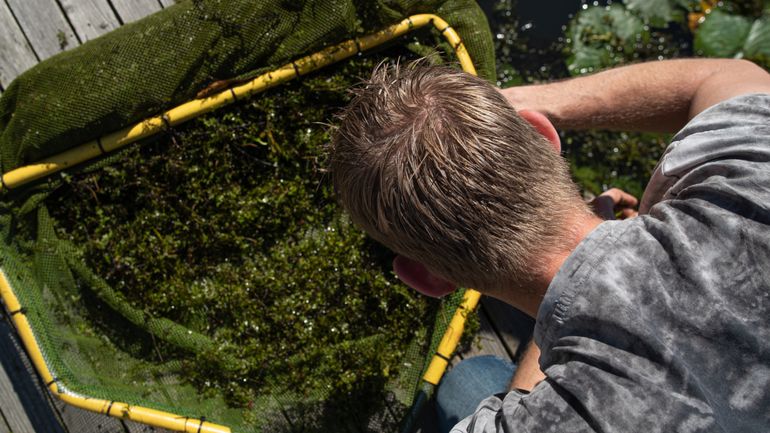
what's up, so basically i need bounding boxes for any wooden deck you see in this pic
[0,1,534,432]
[0,0,174,95]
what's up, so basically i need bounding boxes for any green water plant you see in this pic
[567,3,647,75]
[695,9,770,65]
[48,53,438,411]
[567,0,770,75]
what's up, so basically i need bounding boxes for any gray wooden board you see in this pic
[456,304,512,362]
[0,1,38,88]
[6,0,80,61]
[109,0,161,24]
[58,0,120,42]
[480,297,534,360]
[0,409,11,433]
[0,373,14,433]
[0,316,67,433]
[158,0,176,8]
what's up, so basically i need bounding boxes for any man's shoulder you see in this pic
[528,204,770,433]
[641,92,770,213]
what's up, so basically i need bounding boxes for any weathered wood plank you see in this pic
[158,0,177,8]
[109,0,161,24]
[57,0,120,42]
[0,362,35,433]
[6,0,79,61]
[0,317,67,433]
[457,305,512,361]
[481,297,534,360]
[0,410,12,433]
[0,1,38,89]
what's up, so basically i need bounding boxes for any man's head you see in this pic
[330,63,588,297]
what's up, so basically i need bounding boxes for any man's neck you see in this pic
[495,212,604,318]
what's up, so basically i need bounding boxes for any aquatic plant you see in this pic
[48,53,438,411]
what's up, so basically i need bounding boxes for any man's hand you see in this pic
[591,188,638,220]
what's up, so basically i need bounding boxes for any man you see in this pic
[330,58,770,432]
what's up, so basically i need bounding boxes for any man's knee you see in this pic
[435,355,516,433]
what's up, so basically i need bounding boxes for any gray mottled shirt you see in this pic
[454,93,770,433]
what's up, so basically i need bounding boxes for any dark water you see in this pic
[480,0,586,47]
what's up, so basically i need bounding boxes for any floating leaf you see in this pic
[744,16,770,59]
[567,4,646,75]
[624,0,675,25]
[623,0,697,26]
[694,10,753,57]
[568,45,610,74]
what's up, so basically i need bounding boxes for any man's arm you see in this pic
[501,58,770,133]
[509,340,545,391]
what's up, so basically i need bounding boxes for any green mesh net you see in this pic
[0,1,494,432]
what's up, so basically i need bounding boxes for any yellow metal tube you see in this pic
[421,288,482,385]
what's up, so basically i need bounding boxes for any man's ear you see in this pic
[393,256,456,298]
[518,109,561,153]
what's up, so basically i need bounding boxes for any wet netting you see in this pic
[0,1,493,432]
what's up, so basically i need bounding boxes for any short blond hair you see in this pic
[330,63,585,291]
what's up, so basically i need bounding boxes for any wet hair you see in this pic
[330,62,586,291]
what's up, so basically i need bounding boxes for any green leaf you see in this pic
[695,9,770,67]
[744,16,770,59]
[567,46,610,74]
[624,0,675,25]
[673,0,699,8]
[694,10,752,57]
[567,4,646,74]
[623,0,698,26]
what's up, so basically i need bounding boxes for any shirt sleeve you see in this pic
[448,380,596,433]
[639,93,770,213]
[450,395,507,433]
[451,391,529,433]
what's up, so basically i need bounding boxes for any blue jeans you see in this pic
[435,356,517,433]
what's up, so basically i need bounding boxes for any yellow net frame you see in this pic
[0,13,482,433]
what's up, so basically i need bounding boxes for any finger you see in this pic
[620,208,638,219]
[615,190,639,208]
[601,188,639,208]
